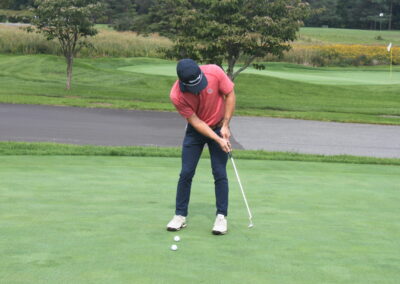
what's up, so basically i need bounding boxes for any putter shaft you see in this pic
[229,152,253,226]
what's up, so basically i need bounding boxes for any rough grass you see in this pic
[298,27,400,45]
[1,55,400,125]
[1,142,400,166]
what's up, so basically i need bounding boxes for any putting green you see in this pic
[118,64,400,85]
[1,156,399,283]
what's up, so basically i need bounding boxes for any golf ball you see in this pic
[170,244,178,251]
[174,236,180,242]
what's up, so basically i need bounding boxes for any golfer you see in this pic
[166,59,235,235]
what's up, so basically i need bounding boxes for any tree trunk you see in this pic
[66,55,73,90]
[226,56,236,81]
[232,56,256,81]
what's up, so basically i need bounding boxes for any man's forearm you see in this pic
[187,113,231,153]
[222,90,236,127]
[187,114,222,142]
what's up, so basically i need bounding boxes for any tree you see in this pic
[102,0,137,30]
[392,0,400,29]
[387,0,400,29]
[134,0,156,14]
[304,0,341,27]
[145,0,310,81]
[304,0,400,29]
[31,0,102,90]
[0,0,34,9]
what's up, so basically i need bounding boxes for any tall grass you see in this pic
[264,44,400,66]
[82,30,172,57]
[0,25,398,66]
[0,25,172,58]
[0,25,57,54]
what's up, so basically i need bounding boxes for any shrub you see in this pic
[273,44,399,66]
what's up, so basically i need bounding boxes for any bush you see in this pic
[272,44,399,67]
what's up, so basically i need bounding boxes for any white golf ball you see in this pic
[174,236,180,242]
[170,244,178,251]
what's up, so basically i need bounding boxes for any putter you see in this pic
[228,152,254,228]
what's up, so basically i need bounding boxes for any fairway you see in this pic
[1,156,399,283]
[298,27,400,45]
[119,63,400,85]
[1,55,400,124]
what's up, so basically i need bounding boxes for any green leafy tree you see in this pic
[305,0,340,27]
[145,0,310,81]
[102,0,136,30]
[305,0,400,29]
[384,0,400,29]
[31,0,102,90]
[0,0,34,9]
[134,0,156,14]
[333,0,400,29]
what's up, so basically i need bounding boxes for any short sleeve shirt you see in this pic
[170,64,234,126]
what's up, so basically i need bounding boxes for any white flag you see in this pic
[387,43,392,52]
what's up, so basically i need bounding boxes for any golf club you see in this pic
[228,152,254,228]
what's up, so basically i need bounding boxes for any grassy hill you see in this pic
[1,54,399,125]
[298,27,400,45]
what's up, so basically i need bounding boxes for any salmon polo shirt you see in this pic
[170,64,234,126]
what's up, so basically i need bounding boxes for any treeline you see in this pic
[1,0,399,30]
[306,0,400,30]
[0,0,155,30]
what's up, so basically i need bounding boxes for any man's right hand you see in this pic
[187,114,232,153]
[217,137,232,153]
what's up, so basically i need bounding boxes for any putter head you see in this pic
[248,223,254,228]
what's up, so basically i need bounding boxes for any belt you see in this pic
[210,120,224,130]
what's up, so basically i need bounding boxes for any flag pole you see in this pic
[387,43,393,80]
[390,48,393,80]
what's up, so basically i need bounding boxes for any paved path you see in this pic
[1,103,399,158]
[231,117,400,158]
[0,104,243,149]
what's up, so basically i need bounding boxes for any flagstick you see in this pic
[387,43,393,81]
[390,49,393,80]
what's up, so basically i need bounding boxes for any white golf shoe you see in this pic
[212,214,227,235]
[166,215,187,231]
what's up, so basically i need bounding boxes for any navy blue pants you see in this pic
[175,124,229,217]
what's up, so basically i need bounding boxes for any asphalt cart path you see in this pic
[1,103,399,158]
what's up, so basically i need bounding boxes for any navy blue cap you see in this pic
[177,59,208,94]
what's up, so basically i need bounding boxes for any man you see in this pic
[166,58,236,235]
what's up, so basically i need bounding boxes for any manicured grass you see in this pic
[1,142,400,166]
[1,155,399,283]
[1,54,400,124]
[121,61,400,85]
[0,55,175,110]
[0,9,32,17]
[298,27,400,45]
[94,24,115,31]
